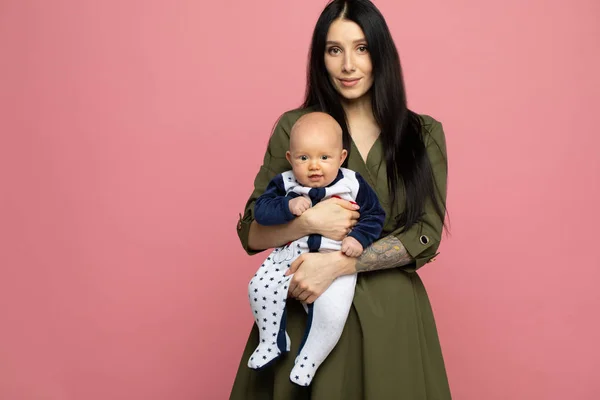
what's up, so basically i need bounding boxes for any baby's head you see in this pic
[286,112,347,188]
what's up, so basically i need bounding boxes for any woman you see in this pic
[230,0,451,398]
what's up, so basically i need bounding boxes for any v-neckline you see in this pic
[348,135,381,189]
[350,135,380,167]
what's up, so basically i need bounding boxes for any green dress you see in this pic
[230,107,452,400]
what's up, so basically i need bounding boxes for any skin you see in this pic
[323,19,374,103]
[249,19,416,304]
[285,112,364,257]
[286,112,347,189]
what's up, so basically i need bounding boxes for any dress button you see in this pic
[419,235,429,245]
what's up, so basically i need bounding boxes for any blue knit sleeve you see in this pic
[347,172,386,248]
[254,174,297,225]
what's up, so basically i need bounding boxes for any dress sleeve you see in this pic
[392,118,448,273]
[236,111,296,255]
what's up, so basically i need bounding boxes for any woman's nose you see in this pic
[342,54,356,73]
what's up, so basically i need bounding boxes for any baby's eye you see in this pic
[320,155,329,160]
[300,155,308,161]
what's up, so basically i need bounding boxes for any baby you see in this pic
[247,111,385,386]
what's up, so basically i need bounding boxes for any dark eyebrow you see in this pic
[326,38,367,45]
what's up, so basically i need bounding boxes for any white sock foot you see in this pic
[248,329,290,369]
[289,274,357,385]
[247,255,294,370]
[290,354,318,386]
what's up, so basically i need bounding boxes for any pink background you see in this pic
[1,0,599,399]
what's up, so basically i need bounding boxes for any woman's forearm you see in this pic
[354,235,414,272]
[247,218,310,252]
[332,235,415,279]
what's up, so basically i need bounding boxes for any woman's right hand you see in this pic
[301,197,360,241]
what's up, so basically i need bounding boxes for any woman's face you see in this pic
[324,19,374,103]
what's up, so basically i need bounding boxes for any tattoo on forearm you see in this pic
[354,236,414,273]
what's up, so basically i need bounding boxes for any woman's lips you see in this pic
[339,78,361,87]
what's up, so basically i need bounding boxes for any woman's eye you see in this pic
[327,47,341,55]
[357,45,368,53]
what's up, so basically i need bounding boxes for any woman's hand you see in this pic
[301,197,360,241]
[285,251,357,304]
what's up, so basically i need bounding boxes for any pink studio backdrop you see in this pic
[1,0,598,399]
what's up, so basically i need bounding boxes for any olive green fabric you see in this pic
[230,108,451,400]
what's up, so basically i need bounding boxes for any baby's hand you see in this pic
[341,236,363,257]
[289,197,311,216]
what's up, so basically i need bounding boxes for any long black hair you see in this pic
[301,0,446,232]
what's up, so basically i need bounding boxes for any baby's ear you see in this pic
[339,149,348,166]
[286,151,292,164]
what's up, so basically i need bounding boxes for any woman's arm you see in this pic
[287,236,413,303]
[286,236,410,295]
[248,197,361,251]
[336,118,448,275]
[247,218,309,251]
[353,235,414,272]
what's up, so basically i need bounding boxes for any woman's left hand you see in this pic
[285,251,356,304]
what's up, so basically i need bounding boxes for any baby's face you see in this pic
[286,123,347,188]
